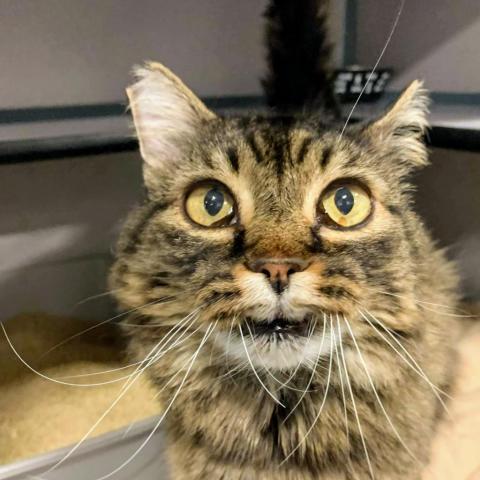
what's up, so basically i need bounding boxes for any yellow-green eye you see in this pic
[320,183,372,228]
[185,183,236,227]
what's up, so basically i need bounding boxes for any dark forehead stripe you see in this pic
[296,136,313,164]
[245,131,264,164]
[225,146,239,172]
[320,145,333,169]
[272,131,290,176]
[259,125,292,176]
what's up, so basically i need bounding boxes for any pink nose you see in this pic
[249,260,306,294]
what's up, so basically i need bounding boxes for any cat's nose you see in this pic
[249,260,307,294]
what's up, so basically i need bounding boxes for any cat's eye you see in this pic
[319,182,372,229]
[185,182,236,227]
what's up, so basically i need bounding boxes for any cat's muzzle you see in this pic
[243,316,311,339]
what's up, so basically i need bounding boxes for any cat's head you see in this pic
[111,62,437,371]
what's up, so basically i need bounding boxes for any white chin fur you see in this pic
[214,330,335,371]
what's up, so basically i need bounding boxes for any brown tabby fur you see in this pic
[110,62,459,479]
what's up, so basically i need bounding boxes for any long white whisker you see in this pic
[282,314,327,425]
[0,309,198,389]
[59,361,145,380]
[339,0,405,138]
[366,287,472,313]
[42,333,169,474]
[332,314,350,446]
[357,308,452,414]
[279,318,318,389]
[42,308,201,474]
[72,289,119,309]
[93,321,217,480]
[215,361,250,383]
[336,316,375,480]
[239,325,285,407]
[343,314,419,463]
[244,323,307,393]
[415,304,476,318]
[119,308,201,394]
[58,313,199,384]
[40,297,174,358]
[1,322,146,388]
[152,322,214,400]
[280,316,333,466]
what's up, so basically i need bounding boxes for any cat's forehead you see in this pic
[208,114,344,179]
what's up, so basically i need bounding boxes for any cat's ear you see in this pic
[367,80,430,170]
[127,62,216,188]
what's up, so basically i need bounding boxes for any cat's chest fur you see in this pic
[154,359,434,480]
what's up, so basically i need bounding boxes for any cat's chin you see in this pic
[213,316,335,371]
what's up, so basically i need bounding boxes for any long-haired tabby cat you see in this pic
[110,0,459,478]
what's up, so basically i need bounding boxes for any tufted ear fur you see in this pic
[127,62,216,190]
[367,80,430,171]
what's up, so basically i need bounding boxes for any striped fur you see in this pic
[110,63,459,479]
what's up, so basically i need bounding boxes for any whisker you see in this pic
[40,297,174,358]
[1,309,198,389]
[279,318,318,389]
[42,333,170,474]
[72,289,119,309]
[41,308,203,474]
[239,325,285,407]
[281,314,327,425]
[92,321,217,480]
[339,0,405,138]
[332,314,350,447]
[343,314,420,463]
[152,323,214,400]
[215,362,250,383]
[336,316,375,480]
[357,308,452,416]
[367,287,476,318]
[119,307,202,394]
[58,363,138,379]
[244,323,308,394]
[280,316,333,466]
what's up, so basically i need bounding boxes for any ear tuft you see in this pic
[126,62,215,187]
[368,80,430,169]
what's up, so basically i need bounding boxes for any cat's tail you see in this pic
[262,0,338,115]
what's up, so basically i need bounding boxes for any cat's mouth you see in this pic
[243,316,310,339]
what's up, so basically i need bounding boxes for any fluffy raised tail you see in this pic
[262,0,338,115]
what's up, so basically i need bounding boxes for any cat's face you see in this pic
[111,62,431,371]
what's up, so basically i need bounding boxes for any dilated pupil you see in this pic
[204,189,224,216]
[334,187,354,215]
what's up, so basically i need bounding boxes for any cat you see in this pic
[110,0,459,478]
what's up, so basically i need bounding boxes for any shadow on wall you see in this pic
[414,148,480,299]
[0,152,144,321]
